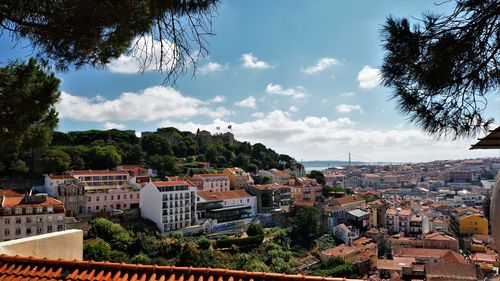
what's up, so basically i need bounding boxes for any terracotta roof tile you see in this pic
[197,190,253,200]
[0,255,362,281]
[152,181,195,188]
[334,196,364,205]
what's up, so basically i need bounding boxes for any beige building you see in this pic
[0,193,66,242]
[192,174,230,192]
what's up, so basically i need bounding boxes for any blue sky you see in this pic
[1,1,498,162]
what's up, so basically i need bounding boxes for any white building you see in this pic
[43,175,78,197]
[192,174,230,192]
[140,181,197,233]
[442,190,483,207]
[332,223,359,246]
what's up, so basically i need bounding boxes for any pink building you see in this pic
[290,177,322,203]
[192,174,230,192]
[85,186,140,213]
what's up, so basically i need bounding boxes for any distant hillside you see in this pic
[44,127,301,177]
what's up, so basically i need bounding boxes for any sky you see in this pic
[0,1,499,163]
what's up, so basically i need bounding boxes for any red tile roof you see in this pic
[1,195,63,208]
[0,189,25,197]
[0,255,361,281]
[152,181,195,188]
[198,190,253,200]
[195,174,228,178]
[334,196,364,205]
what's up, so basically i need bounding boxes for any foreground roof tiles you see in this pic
[0,255,361,281]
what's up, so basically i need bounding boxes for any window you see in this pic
[4,218,10,225]
[47,216,52,223]
[111,195,114,200]
[15,228,21,235]
[123,203,127,208]
[26,228,32,235]
[104,195,107,201]
[37,217,43,223]
[57,225,63,231]
[47,226,53,233]
[117,195,120,200]
[26,217,32,223]
[36,207,43,213]
[87,197,91,202]
[25,208,32,214]
[4,229,10,236]
[15,218,21,224]
[96,196,100,202]
[14,208,22,215]
[95,205,100,211]
[37,228,42,234]
[124,194,127,199]
[137,194,139,198]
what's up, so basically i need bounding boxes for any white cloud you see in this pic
[56,86,232,122]
[266,83,306,99]
[107,36,176,74]
[235,96,257,108]
[210,95,225,103]
[357,65,382,89]
[103,121,126,130]
[198,62,226,74]
[158,111,491,162]
[341,92,356,97]
[241,53,273,69]
[336,104,363,114]
[288,105,299,112]
[301,57,340,74]
[251,112,265,118]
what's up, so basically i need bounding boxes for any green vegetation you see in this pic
[84,218,354,277]
[309,257,358,277]
[291,206,320,247]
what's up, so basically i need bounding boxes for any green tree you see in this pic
[292,206,320,246]
[83,240,111,261]
[177,242,199,266]
[9,160,29,176]
[149,155,179,177]
[246,222,264,237]
[40,148,71,174]
[91,218,133,252]
[307,170,325,184]
[381,0,499,138]
[0,59,60,168]
[141,134,173,157]
[247,163,258,174]
[130,253,152,265]
[87,145,122,169]
[0,1,218,82]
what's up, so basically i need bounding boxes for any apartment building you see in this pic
[385,208,411,234]
[247,183,292,213]
[192,174,230,192]
[0,193,66,241]
[140,181,197,233]
[290,177,322,203]
[223,167,251,189]
[196,189,256,223]
[450,207,488,236]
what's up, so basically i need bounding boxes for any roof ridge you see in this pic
[0,254,361,281]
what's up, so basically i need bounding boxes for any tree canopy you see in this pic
[0,0,218,82]
[381,0,499,138]
[0,58,60,175]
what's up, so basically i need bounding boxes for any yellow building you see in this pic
[222,167,251,190]
[457,214,488,235]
